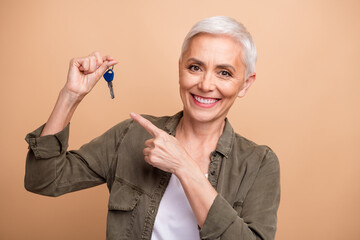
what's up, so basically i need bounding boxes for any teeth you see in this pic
[194,95,219,104]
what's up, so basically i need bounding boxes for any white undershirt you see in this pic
[151,174,206,240]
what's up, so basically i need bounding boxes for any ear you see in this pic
[238,73,256,98]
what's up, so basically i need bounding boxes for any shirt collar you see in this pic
[164,111,235,158]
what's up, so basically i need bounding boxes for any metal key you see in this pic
[103,66,115,99]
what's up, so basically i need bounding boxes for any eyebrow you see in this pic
[186,58,236,72]
[217,64,236,73]
[186,58,205,66]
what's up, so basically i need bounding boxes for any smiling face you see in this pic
[179,33,255,123]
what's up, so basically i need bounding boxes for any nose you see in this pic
[198,72,215,92]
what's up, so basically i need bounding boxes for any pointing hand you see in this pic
[130,112,195,175]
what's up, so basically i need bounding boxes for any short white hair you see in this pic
[180,16,257,79]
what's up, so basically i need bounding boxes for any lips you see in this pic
[191,93,221,108]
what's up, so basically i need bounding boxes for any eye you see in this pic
[219,70,232,77]
[189,65,201,72]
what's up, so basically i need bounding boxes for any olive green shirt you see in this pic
[25,111,280,240]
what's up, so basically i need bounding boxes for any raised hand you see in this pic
[130,112,196,175]
[39,52,117,136]
[65,51,117,99]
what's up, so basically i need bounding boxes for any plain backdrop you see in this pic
[1,0,359,239]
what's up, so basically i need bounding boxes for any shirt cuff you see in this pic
[25,123,70,159]
[199,194,238,239]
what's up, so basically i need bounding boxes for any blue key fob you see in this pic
[103,68,114,82]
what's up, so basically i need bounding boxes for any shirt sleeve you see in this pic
[24,119,133,197]
[199,149,281,240]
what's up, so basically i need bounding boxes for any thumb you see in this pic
[98,61,115,75]
[94,60,117,83]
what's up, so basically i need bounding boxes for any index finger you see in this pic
[130,112,161,137]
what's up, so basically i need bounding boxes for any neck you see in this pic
[176,111,226,149]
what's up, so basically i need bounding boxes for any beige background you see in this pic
[1,0,359,239]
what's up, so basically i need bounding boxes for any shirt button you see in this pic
[211,170,216,175]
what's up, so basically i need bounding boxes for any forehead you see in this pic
[183,33,243,67]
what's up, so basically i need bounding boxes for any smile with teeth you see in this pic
[192,94,220,104]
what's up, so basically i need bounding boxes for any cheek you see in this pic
[218,81,243,100]
[179,71,199,90]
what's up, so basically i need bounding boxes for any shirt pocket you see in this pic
[108,178,142,211]
[107,178,143,239]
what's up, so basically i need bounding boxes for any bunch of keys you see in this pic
[103,66,115,99]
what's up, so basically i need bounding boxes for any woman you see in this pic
[25,16,280,240]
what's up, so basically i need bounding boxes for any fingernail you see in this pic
[130,112,136,118]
